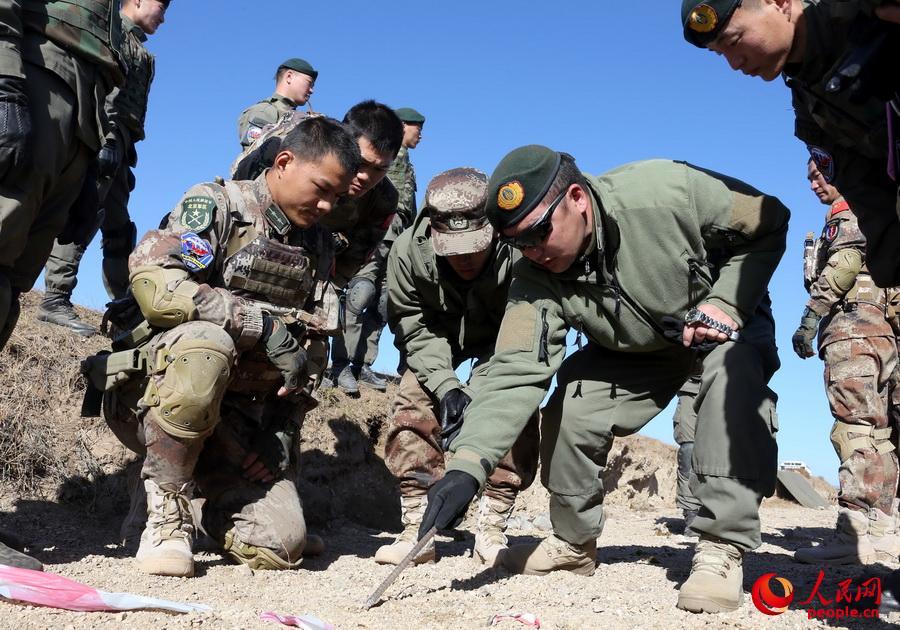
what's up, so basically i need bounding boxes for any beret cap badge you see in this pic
[689,4,718,33]
[497,181,525,212]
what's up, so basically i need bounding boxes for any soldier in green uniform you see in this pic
[237,58,317,148]
[680,0,900,287]
[84,117,360,577]
[420,146,787,613]
[37,0,169,337]
[376,167,538,567]
[0,0,127,569]
[331,106,425,393]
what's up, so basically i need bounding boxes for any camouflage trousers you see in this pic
[104,321,318,564]
[385,368,539,503]
[43,149,136,301]
[821,335,900,516]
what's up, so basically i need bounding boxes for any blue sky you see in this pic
[57,2,844,482]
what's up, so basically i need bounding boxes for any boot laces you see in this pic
[692,541,737,578]
[476,498,509,546]
[151,484,195,540]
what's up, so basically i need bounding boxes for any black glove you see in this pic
[438,388,471,451]
[97,138,121,178]
[262,316,307,391]
[791,307,821,359]
[418,470,479,538]
[249,424,296,476]
[0,76,31,182]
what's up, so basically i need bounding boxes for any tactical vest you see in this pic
[113,18,154,139]
[23,0,125,85]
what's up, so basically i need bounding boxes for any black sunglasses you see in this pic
[499,188,566,250]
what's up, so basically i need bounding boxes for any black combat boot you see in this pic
[335,363,359,395]
[36,292,97,337]
[0,539,42,571]
[358,364,387,392]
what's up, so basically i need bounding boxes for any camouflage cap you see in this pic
[426,167,493,256]
[395,107,426,126]
[485,145,561,231]
[681,0,741,48]
[279,58,318,80]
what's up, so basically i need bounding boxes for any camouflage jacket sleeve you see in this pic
[0,1,25,78]
[128,184,266,348]
[387,234,460,399]
[446,260,569,486]
[805,248,863,316]
[332,181,398,287]
[688,165,790,327]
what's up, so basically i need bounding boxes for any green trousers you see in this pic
[43,148,136,301]
[332,254,387,368]
[0,61,94,348]
[540,316,780,552]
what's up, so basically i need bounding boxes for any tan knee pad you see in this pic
[222,528,301,571]
[830,421,895,462]
[144,339,231,439]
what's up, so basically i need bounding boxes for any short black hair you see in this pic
[281,116,361,176]
[543,153,587,203]
[342,100,403,158]
[274,66,289,82]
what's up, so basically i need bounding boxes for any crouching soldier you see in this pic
[377,168,539,566]
[83,117,360,576]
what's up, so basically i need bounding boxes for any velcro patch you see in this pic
[496,302,537,353]
[265,205,291,235]
[181,232,215,272]
[180,196,216,233]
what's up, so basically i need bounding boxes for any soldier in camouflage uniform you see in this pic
[681,0,900,287]
[376,168,538,567]
[232,101,405,394]
[792,158,900,565]
[0,0,126,571]
[83,117,360,577]
[331,106,425,393]
[37,0,169,337]
[421,146,787,613]
[236,58,317,148]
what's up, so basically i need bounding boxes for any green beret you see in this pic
[279,58,318,80]
[485,145,561,231]
[395,107,425,125]
[681,0,741,48]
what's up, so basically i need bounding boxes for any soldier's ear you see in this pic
[271,150,295,175]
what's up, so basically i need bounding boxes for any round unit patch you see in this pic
[497,180,525,211]
[689,4,718,33]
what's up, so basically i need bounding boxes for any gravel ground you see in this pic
[1,497,897,629]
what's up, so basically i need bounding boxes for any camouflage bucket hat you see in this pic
[425,167,493,256]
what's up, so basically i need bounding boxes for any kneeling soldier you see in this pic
[86,117,359,576]
[377,168,539,566]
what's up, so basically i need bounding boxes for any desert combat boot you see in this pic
[677,538,744,613]
[136,479,196,577]
[474,494,515,566]
[374,495,435,565]
[499,533,597,576]
[868,507,900,563]
[794,507,881,565]
[36,292,97,337]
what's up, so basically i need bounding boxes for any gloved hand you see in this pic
[331,231,350,254]
[792,307,821,359]
[97,138,120,178]
[243,425,296,483]
[418,470,480,538]
[438,388,471,451]
[262,316,307,395]
[0,76,32,182]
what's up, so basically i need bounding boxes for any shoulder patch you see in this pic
[180,232,215,272]
[265,205,291,236]
[823,221,840,243]
[180,196,216,232]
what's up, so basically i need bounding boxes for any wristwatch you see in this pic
[684,308,741,342]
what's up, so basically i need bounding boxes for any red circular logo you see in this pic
[752,573,794,615]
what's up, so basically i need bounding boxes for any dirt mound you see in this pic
[0,294,836,533]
